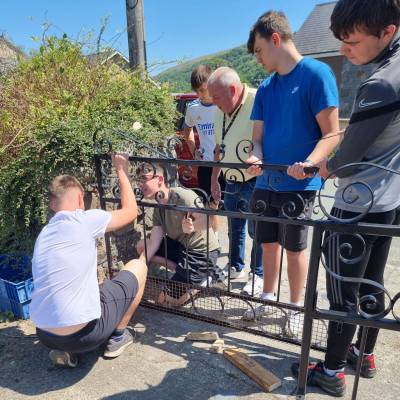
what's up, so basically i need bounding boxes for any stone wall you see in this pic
[96,195,154,281]
[0,58,18,74]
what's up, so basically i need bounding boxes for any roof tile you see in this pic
[294,1,341,56]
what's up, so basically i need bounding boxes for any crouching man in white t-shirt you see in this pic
[29,153,147,368]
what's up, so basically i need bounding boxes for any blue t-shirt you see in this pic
[250,57,339,191]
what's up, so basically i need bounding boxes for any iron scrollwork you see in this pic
[94,131,400,360]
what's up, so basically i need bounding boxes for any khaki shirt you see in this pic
[152,187,219,252]
[214,84,256,182]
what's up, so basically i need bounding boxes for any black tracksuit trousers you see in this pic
[323,206,400,370]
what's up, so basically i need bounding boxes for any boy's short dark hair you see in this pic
[247,11,293,54]
[190,65,213,91]
[331,0,400,39]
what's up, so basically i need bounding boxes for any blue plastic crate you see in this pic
[0,295,30,319]
[0,254,33,304]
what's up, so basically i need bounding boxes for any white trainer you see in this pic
[241,273,264,297]
[225,265,246,280]
[286,310,304,338]
[242,294,277,321]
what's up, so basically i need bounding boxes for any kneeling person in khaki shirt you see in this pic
[136,163,220,306]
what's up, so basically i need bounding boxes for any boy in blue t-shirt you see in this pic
[244,11,340,320]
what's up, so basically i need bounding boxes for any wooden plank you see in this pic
[209,339,225,353]
[185,331,219,342]
[210,344,223,354]
[223,348,281,392]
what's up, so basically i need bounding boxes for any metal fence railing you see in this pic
[94,132,400,400]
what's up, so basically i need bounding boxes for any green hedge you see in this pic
[0,36,177,253]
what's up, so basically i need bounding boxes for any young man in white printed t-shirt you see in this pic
[30,154,147,368]
[183,65,223,235]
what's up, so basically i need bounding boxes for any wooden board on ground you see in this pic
[209,339,225,353]
[223,348,281,392]
[186,331,219,342]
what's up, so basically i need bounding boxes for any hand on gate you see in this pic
[112,152,129,174]
[245,155,263,176]
[182,212,195,234]
[316,158,334,179]
[287,160,315,180]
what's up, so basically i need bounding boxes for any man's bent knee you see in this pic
[121,259,148,286]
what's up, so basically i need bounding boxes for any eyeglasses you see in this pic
[135,174,159,183]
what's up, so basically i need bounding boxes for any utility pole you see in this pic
[125,0,147,73]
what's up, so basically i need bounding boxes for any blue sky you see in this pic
[1,0,327,74]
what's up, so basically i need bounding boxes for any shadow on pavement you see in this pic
[0,323,98,396]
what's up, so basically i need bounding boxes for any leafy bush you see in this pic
[0,35,178,253]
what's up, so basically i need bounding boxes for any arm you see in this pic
[183,105,196,157]
[325,79,397,178]
[324,113,394,178]
[106,153,138,232]
[287,107,341,180]
[211,144,222,201]
[182,126,196,157]
[306,107,341,164]
[246,85,265,175]
[139,225,164,262]
[245,120,264,176]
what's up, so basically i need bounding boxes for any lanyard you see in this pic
[222,103,243,142]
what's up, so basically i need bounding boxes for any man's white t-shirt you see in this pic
[29,209,111,328]
[184,100,217,161]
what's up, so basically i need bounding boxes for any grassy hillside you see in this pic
[155,44,267,92]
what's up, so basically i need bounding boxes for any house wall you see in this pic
[317,55,343,90]
[339,58,374,118]
[109,54,130,71]
[317,55,374,118]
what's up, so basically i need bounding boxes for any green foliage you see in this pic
[0,35,177,253]
[0,311,15,323]
[156,45,268,91]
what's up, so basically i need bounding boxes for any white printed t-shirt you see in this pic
[184,100,217,161]
[29,209,111,328]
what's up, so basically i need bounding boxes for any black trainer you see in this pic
[291,361,346,397]
[347,344,376,378]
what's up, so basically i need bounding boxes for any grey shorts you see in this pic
[250,189,315,252]
[36,270,139,354]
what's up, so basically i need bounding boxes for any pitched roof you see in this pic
[294,1,342,58]
[86,49,128,66]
